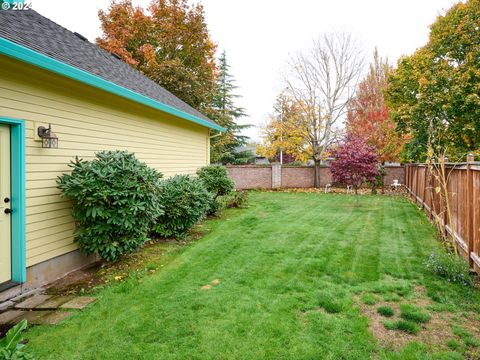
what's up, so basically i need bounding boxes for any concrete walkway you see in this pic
[0,291,95,328]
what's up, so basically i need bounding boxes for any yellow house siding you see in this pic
[0,55,210,267]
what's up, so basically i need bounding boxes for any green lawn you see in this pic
[26,192,480,359]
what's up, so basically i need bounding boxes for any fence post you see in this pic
[441,156,449,239]
[405,165,409,192]
[271,163,282,189]
[467,154,474,266]
[415,163,420,204]
[421,165,426,209]
[425,165,431,218]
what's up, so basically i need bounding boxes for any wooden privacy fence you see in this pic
[405,155,480,271]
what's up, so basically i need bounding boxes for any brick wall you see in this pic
[227,164,404,190]
[383,166,404,186]
[226,165,272,189]
[281,166,315,188]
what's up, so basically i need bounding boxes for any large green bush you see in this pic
[57,151,163,261]
[196,165,234,214]
[153,175,211,238]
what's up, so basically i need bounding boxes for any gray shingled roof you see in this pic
[0,9,217,127]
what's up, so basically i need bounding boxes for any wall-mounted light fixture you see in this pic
[37,123,58,149]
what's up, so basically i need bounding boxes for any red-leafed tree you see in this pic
[330,136,379,195]
[346,50,406,162]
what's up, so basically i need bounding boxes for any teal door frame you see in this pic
[0,117,26,283]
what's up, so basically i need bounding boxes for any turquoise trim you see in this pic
[0,117,26,283]
[0,37,225,132]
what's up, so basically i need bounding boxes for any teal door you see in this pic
[0,123,11,284]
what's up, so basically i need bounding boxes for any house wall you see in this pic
[0,55,210,273]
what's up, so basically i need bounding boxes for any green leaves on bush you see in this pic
[425,252,473,286]
[196,165,234,214]
[226,190,249,209]
[0,320,33,360]
[153,175,212,238]
[57,151,163,261]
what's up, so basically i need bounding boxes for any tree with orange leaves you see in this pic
[97,0,217,110]
[346,50,406,162]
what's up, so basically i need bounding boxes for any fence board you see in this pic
[405,156,480,271]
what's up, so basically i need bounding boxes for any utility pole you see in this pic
[280,113,283,165]
[279,96,284,165]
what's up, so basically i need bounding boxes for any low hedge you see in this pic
[197,165,235,214]
[153,175,211,238]
[57,151,163,261]
[58,158,237,259]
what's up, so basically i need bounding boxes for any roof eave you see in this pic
[0,37,225,132]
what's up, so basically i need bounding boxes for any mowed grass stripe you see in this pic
[25,192,480,359]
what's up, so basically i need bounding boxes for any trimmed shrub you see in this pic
[153,175,211,238]
[57,151,163,261]
[425,252,473,286]
[227,190,249,209]
[196,165,234,214]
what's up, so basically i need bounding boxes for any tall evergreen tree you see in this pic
[207,51,252,164]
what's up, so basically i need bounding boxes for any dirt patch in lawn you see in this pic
[411,285,434,307]
[359,300,454,351]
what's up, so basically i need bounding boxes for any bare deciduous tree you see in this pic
[284,32,364,187]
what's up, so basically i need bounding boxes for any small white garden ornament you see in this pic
[391,179,402,190]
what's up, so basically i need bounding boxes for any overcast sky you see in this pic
[33,0,458,142]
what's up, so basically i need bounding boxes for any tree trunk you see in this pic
[314,160,321,188]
